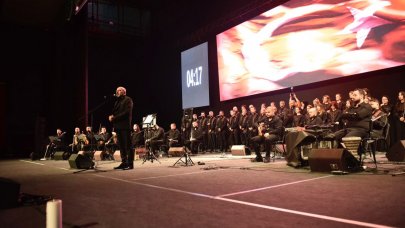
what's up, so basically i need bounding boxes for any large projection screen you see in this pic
[217,0,405,101]
[181,42,210,109]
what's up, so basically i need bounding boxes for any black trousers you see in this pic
[334,128,368,142]
[116,129,132,164]
[208,131,216,151]
[217,130,228,151]
[251,134,279,159]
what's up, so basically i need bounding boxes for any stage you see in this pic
[0,152,404,228]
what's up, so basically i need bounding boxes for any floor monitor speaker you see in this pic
[68,154,93,169]
[308,148,360,172]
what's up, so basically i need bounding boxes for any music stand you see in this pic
[142,114,161,164]
[172,146,194,167]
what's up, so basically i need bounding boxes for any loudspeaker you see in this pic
[387,140,405,162]
[113,150,121,161]
[68,154,94,169]
[53,151,69,160]
[168,147,184,157]
[0,178,20,209]
[231,145,250,156]
[308,149,360,172]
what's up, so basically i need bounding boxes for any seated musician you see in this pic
[54,128,66,151]
[145,124,165,156]
[333,88,372,142]
[167,123,180,148]
[184,121,203,154]
[369,98,388,138]
[105,132,118,155]
[84,126,95,151]
[284,108,323,167]
[97,126,110,150]
[251,107,283,163]
[70,127,84,153]
[305,107,324,128]
[131,124,144,149]
[44,129,66,158]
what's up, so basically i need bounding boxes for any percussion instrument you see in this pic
[342,136,362,158]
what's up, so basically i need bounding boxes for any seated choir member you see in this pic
[369,98,388,139]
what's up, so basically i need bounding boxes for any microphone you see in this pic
[104,94,117,99]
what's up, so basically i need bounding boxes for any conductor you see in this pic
[109,86,134,170]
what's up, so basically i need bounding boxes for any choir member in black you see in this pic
[216,110,228,152]
[369,99,388,138]
[292,107,305,127]
[167,123,180,148]
[335,93,345,111]
[181,114,192,144]
[333,89,372,142]
[145,124,165,156]
[392,91,405,142]
[109,86,134,170]
[380,95,392,115]
[305,107,324,127]
[130,124,144,149]
[228,110,240,146]
[329,102,342,131]
[239,106,249,146]
[251,107,283,163]
[97,126,111,150]
[258,106,266,123]
[198,112,208,151]
[233,106,240,118]
[185,121,203,154]
[247,105,259,148]
[279,100,293,127]
[207,111,217,152]
[322,95,332,111]
[317,105,331,125]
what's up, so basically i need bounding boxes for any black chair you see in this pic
[359,121,389,167]
[270,129,286,162]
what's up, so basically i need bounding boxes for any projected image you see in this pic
[181,42,210,109]
[217,0,405,101]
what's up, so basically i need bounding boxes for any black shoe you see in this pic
[263,157,270,163]
[114,163,127,170]
[123,164,134,170]
[251,157,263,162]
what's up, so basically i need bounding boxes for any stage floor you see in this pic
[0,152,404,228]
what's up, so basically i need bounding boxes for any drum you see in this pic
[342,137,362,158]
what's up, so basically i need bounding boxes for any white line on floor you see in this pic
[217,175,334,197]
[215,197,393,228]
[19,160,45,165]
[130,169,225,181]
[93,174,393,228]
